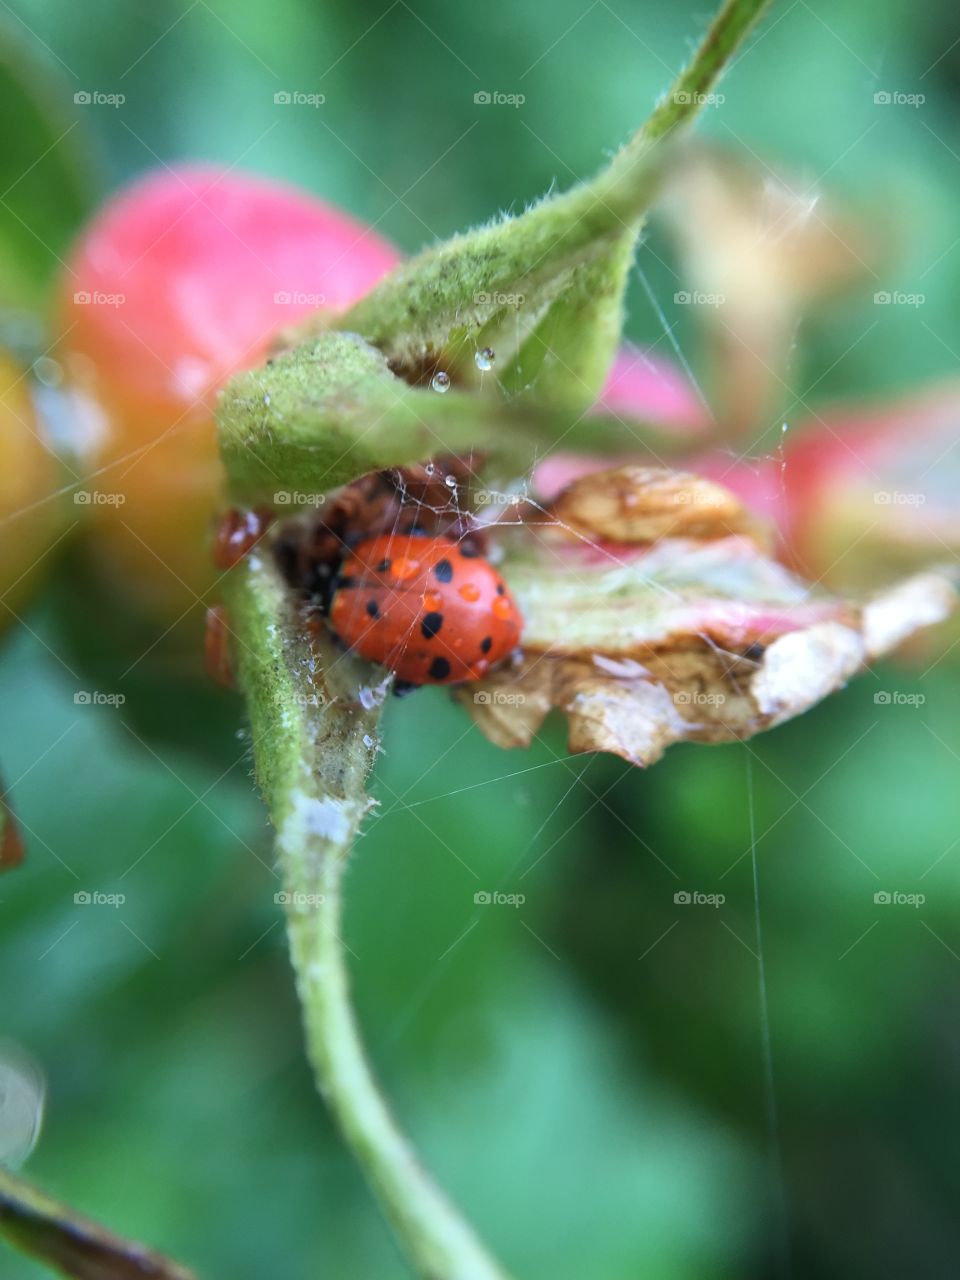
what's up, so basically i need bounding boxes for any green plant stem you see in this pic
[290,852,507,1280]
[616,0,771,154]
[226,554,508,1280]
[339,0,771,366]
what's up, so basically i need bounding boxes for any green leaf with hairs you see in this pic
[217,331,685,507]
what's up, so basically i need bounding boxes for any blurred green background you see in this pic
[1,0,959,1276]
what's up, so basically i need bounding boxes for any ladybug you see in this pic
[328,533,522,685]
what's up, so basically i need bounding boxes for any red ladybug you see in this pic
[328,534,522,685]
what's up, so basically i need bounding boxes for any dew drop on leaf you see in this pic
[474,347,495,372]
[0,1042,45,1170]
[32,357,62,387]
[431,371,451,393]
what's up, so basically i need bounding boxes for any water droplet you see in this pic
[32,357,62,387]
[474,347,495,372]
[425,462,436,475]
[0,1042,45,1170]
[431,371,451,394]
[444,475,457,489]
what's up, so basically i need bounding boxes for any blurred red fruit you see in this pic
[57,165,400,625]
[782,383,960,590]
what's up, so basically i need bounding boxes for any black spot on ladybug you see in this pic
[743,642,766,661]
[421,611,443,639]
[495,583,505,595]
[480,635,493,654]
[366,599,380,618]
[434,558,453,583]
[428,656,451,680]
[377,559,391,573]
[459,543,480,558]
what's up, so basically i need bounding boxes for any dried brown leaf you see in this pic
[460,465,955,766]
[547,464,768,545]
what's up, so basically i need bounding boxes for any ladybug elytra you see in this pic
[328,533,522,685]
